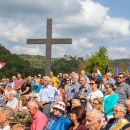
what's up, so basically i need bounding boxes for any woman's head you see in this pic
[72,99,81,108]
[104,82,114,94]
[89,78,100,90]
[93,98,103,112]
[20,96,28,106]
[70,106,86,124]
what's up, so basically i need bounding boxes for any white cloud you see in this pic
[108,47,130,59]
[0,22,33,42]
[11,45,44,55]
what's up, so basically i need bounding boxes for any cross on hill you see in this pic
[27,18,72,76]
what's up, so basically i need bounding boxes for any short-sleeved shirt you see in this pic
[65,82,81,99]
[51,76,60,88]
[115,82,130,104]
[14,78,24,92]
[21,83,31,95]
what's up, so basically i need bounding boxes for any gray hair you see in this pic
[87,108,102,122]
[10,90,17,96]
[43,76,51,81]
[1,106,14,117]
[72,73,79,80]
[105,82,113,88]
[80,76,87,81]
[114,104,126,115]
[106,72,112,77]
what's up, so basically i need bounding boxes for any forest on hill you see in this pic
[0,45,130,79]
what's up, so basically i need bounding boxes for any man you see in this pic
[115,72,130,104]
[11,76,16,89]
[65,73,80,100]
[6,90,18,109]
[80,70,90,84]
[86,109,103,130]
[78,76,91,108]
[104,104,129,130]
[58,73,66,89]
[14,73,24,98]
[124,99,130,121]
[50,71,60,88]
[106,72,116,85]
[0,106,14,130]
[38,76,55,119]
[28,101,48,130]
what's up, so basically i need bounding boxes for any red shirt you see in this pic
[30,110,48,130]
[14,78,24,92]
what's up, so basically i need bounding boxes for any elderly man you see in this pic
[115,72,130,104]
[80,70,90,84]
[65,73,80,100]
[104,104,129,130]
[28,101,48,130]
[106,72,116,85]
[0,106,14,130]
[6,90,18,109]
[78,76,91,108]
[38,76,55,119]
[86,109,103,130]
[124,99,130,121]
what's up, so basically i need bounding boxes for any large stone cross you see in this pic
[27,18,72,76]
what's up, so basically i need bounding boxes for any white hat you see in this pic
[38,74,41,77]
[53,101,66,112]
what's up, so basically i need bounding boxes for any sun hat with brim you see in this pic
[8,111,33,127]
[53,101,66,112]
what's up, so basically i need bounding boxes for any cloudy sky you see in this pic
[0,0,130,59]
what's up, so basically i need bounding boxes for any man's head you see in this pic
[10,90,17,99]
[50,71,53,78]
[113,104,126,119]
[79,76,87,87]
[43,76,51,86]
[117,72,126,84]
[0,106,14,127]
[106,72,112,80]
[59,73,63,78]
[125,99,130,114]
[80,70,86,76]
[12,76,16,82]
[86,109,102,130]
[17,73,21,79]
[72,74,79,83]
[94,73,98,79]
[27,101,39,117]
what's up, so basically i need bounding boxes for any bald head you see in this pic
[28,101,38,108]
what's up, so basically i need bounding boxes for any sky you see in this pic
[0,0,130,60]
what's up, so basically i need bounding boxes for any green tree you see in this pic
[84,46,110,75]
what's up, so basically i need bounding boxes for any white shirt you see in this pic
[0,125,10,130]
[6,97,18,109]
[86,90,103,110]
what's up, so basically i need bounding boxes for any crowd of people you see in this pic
[0,70,130,130]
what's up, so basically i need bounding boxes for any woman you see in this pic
[102,82,119,121]
[69,106,87,130]
[20,78,31,96]
[93,98,107,128]
[86,78,103,111]
[99,75,107,95]
[44,101,71,130]
[64,78,71,93]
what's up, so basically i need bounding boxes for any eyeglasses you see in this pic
[89,83,95,86]
[117,76,124,79]
[66,80,70,81]
[105,87,110,89]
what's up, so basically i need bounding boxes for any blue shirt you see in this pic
[65,82,80,99]
[34,84,42,93]
[38,84,55,103]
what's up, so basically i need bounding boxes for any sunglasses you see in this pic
[117,76,124,79]
[89,83,95,85]
[66,80,70,81]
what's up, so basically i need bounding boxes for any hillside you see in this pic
[0,45,44,79]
